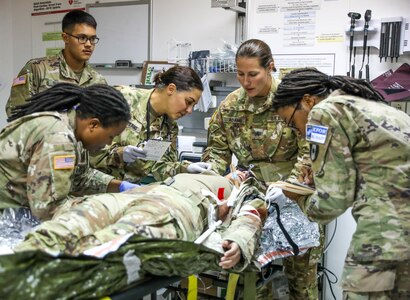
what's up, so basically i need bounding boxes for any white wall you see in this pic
[92,0,238,85]
[0,0,14,128]
[1,0,237,89]
[152,0,236,59]
[0,0,35,127]
[347,0,410,80]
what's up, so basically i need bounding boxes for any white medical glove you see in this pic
[123,146,147,163]
[265,185,287,210]
[187,162,212,174]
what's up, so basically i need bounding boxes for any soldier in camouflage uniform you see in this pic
[0,83,135,221]
[16,171,268,271]
[272,68,410,299]
[5,10,106,117]
[202,39,322,299]
[90,66,209,183]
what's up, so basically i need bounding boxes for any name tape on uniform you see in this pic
[306,124,328,144]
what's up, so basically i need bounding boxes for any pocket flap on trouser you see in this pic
[341,262,396,292]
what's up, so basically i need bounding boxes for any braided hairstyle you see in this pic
[8,83,131,126]
[153,66,203,92]
[273,68,385,109]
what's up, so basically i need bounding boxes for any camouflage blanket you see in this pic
[0,236,222,299]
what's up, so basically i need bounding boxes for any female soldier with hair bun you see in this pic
[0,83,133,221]
[202,39,322,300]
[90,65,211,183]
[269,67,410,299]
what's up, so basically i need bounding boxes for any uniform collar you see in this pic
[239,78,278,114]
[65,109,77,132]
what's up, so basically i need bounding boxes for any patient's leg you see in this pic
[75,195,185,254]
[14,193,138,253]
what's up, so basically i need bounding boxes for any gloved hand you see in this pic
[187,162,212,174]
[123,146,147,163]
[265,185,287,210]
[119,181,140,192]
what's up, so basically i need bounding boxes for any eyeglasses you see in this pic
[286,103,299,130]
[64,32,100,45]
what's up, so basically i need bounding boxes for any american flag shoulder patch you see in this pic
[12,75,27,86]
[53,155,75,170]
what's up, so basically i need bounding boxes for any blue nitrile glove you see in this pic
[265,185,287,210]
[187,162,212,174]
[123,146,147,163]
[119,181,140,192]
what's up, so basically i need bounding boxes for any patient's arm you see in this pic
[219,240,241,269]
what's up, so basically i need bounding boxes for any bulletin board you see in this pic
[86,0,151,65]
[247,0,347,76]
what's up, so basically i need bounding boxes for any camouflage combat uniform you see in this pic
[0,110,115,220]
[202,80,323,299]
[302,90,410,299]
[90,85,191,183]
[16,173,267,272]
[6,50,107,117]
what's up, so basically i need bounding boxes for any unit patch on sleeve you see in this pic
[306,124,329,144]
[53,155,76,170]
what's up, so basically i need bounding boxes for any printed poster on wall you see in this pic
[32,0,91,16]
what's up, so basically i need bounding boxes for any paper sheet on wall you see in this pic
[143,140,171,161]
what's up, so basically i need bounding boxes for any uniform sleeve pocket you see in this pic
[310,128,334,178]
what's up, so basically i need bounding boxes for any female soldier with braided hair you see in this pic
[0,83,135,222]
[268,67,410,299]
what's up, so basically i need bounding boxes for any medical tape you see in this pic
[237,204,261,221]
[123,250,141,284]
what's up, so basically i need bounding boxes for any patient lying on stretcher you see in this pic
[14,171,267,271]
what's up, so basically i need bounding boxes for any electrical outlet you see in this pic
[209,96,217,108]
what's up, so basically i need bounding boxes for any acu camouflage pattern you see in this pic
[90,85,191,183]
[0,110,114,220]
[6,50,107,117]
[304,91,410,294]
[16,173,267,272]
[202,80,322,300]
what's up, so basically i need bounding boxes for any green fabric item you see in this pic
[0,237,222,299]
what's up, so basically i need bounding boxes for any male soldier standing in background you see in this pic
[5,10,106,117]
